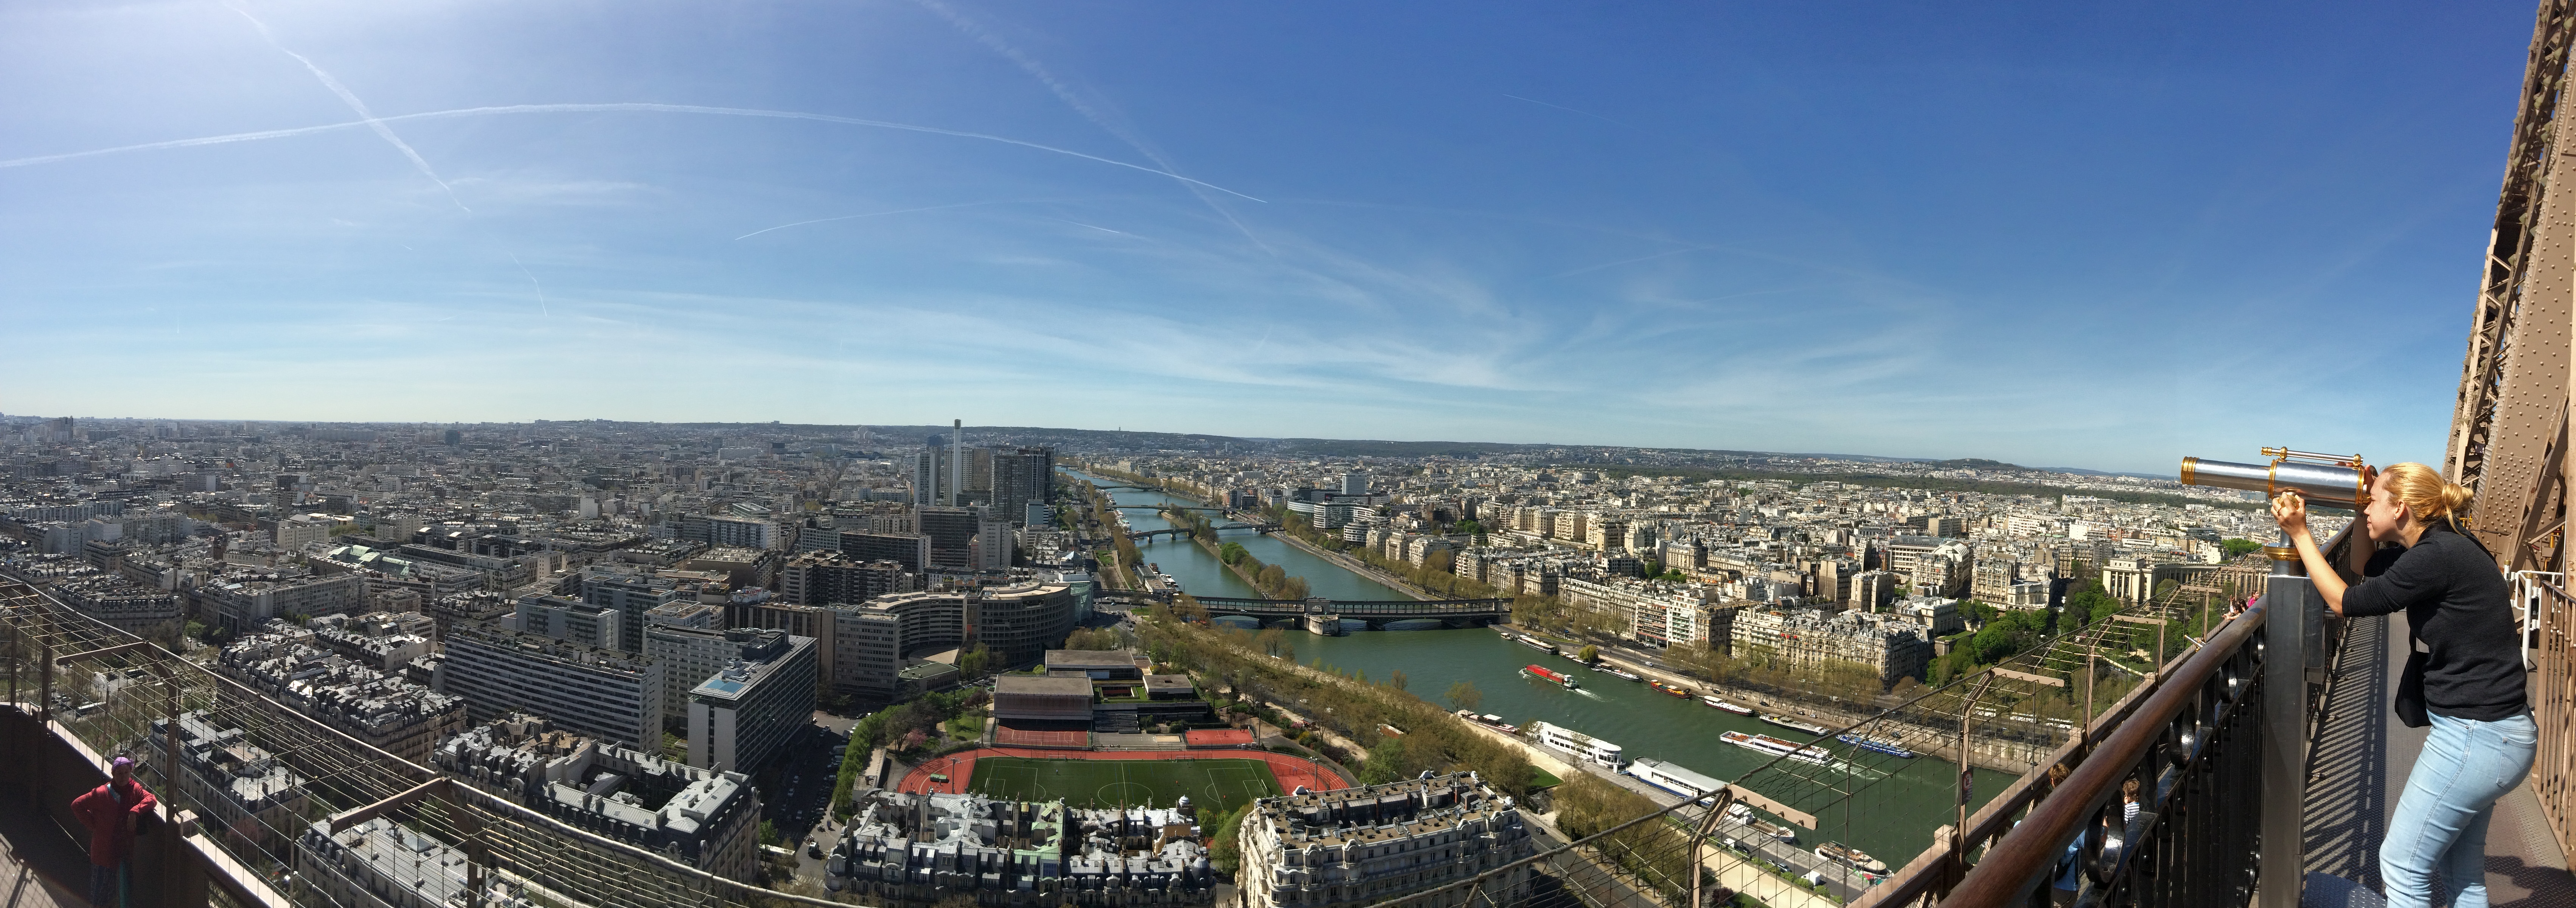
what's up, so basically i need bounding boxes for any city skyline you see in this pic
[3,2,2522,473]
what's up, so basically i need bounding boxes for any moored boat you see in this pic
[1703,697,1754,715]
[1600,667,1644,681]
[1516,635,1558,653]
[1836,733,1917,759]
[1722,731,1831,766]
[1816,842,1887,873]
[1761,714,1832,737]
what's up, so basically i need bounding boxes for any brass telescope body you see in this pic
[2179,448,2370,512]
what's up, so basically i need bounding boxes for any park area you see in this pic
[966,756,1283,814]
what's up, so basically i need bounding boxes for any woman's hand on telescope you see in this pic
[2271,490,2310,535]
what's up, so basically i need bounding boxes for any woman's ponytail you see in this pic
[2381,462,2473,529]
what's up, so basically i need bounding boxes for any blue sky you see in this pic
[0,2,2534,472]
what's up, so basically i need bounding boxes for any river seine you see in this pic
[1074,471,2011,867]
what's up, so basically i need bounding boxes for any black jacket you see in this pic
[2343,523,2527,721]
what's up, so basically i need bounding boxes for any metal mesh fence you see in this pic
[1353,566,2267,908]
[0,580,841,908]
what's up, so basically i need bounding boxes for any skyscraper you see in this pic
[990,446,1054,525]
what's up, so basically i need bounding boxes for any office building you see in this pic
[581,568,687,654]
[989,446,1055,524]
[918,507,980,571]
[645,623,742,722]
[974,516,1015,570]
[516,595,623,650]
[440,619,664,749]
[677,514,778,550]
[841,532,932,574]
[1238,772,1532,908]
[833,581,1074,697]
[685,629,817,773]
[780,550,912,605]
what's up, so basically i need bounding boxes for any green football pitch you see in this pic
[965,757,1283,814]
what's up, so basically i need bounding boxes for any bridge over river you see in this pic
[1125,590,1511,629]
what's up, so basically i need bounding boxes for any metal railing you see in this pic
[2516,571,2575,859]
[1944,593,2270,907]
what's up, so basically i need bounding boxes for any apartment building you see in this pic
[1238,772,1533,908]
[439,619,664,749]
[685,629,817,773]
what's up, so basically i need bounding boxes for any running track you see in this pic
[896,746,1348,799]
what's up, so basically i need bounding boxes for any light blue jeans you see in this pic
[2380,710,2537,908]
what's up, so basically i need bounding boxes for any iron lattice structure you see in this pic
[2450,1,2576,570]
[2447,0,2576,863]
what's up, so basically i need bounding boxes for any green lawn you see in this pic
[966,757,1283,814]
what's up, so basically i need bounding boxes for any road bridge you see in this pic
[1153,593,1511,628]
[1125,523,1277,542]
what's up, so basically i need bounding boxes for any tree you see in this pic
[1255,627,1285,657]
[2221,538,2264,558]
[1219,542,1249,564]
[759,819,783,846]
[1387,669,1408,691]
[1576,644,1598,663]
[1445,681,1483,712]
[1208,803,1253,874]
[958,645,991,679]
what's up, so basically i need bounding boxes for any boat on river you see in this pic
[1649,680,1692,698]
[1816,842,1887,874]
[1726,803,1799,842]
[1523,664,1580,690]
[1836,734,1917,759]
[1597,667,1644,682]
[1516,635,1558,653]
[1703,697,1754,715]
[1761,714,1832,737]
[1722,731,1831,766]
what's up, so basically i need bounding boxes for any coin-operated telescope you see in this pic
[2179,447,2371,511]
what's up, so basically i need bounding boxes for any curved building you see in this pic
[835,581,1073,697]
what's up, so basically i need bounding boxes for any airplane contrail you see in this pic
[506,252,549,317]
[1056,219,1130,236]
[907,0,1272,251]
[0,103,1265,201]
[225,1,469,212]
[735,201,1017,240]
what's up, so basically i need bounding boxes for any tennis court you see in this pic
[966,756,1284,813]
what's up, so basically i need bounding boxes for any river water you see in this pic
[1072,471,2011,868]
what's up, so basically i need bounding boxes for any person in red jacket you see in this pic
[71,756,155,908]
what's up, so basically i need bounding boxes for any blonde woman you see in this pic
[2271,462,2533,908]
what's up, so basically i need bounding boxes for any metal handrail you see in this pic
[1943,593,2270,905]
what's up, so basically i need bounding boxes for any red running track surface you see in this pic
[895,746,1347,799]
